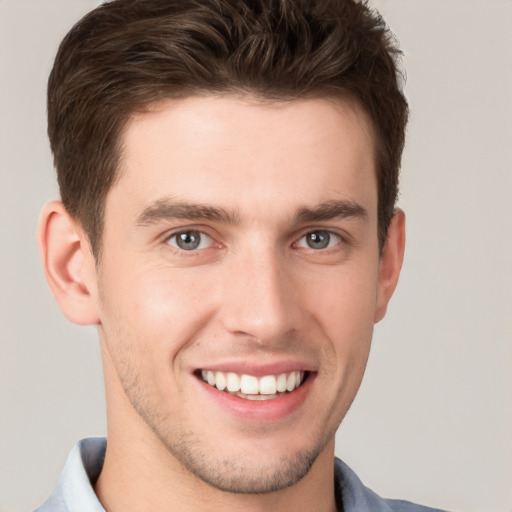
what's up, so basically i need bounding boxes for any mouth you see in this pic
[196,369,308,401]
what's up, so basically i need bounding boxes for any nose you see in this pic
[218,243,301,345]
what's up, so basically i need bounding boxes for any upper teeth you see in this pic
[201,370,304,395]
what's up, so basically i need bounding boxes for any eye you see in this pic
[166,230,213,251]
[296,230,341,250]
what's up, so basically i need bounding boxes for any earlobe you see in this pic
[374,209,406,323]
[38,201,100,326]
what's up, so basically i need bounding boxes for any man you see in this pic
[35,0,447,511]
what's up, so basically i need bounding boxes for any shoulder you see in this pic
[334,458,450,512]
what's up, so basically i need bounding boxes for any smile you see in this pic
[199,370,306,400]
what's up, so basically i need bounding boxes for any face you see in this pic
[93,96,390,493]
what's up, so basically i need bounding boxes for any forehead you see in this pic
[111,95,377,225]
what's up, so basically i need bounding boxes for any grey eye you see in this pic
[297,230,341,250]
[167,230,212,251]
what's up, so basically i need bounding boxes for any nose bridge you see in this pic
[220,239,299,343]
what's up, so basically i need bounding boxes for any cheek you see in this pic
[97,265,217,408]
[99,261,217,357]
[303,263,379,338]
[301,263,378,393]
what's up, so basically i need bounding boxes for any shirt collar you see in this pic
[37,437,106,512]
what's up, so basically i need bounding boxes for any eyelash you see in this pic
[165,230,215,252]
[294,230,342,251]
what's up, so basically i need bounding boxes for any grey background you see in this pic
[1,1,511,511]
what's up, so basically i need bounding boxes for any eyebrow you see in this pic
[295,200,368,223]
[135,198,239,226]
[135,197,367,227]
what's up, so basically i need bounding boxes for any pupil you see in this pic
[177,232,200,250]
[307,231,330,249]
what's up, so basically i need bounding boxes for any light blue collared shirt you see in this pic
[35,437,448,512]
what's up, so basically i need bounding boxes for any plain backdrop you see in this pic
[0,1,511,511]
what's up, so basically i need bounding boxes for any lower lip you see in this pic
[196,373,315,423]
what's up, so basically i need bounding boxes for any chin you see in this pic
[168,438,327,494]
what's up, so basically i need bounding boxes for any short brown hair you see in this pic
[48,0,408,257]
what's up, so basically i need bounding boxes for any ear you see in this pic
[38,201,100,326]
[374,209,406,323]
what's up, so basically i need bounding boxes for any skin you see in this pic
[39,95,405,512]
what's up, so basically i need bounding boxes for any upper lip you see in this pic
[193,360,317,376]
